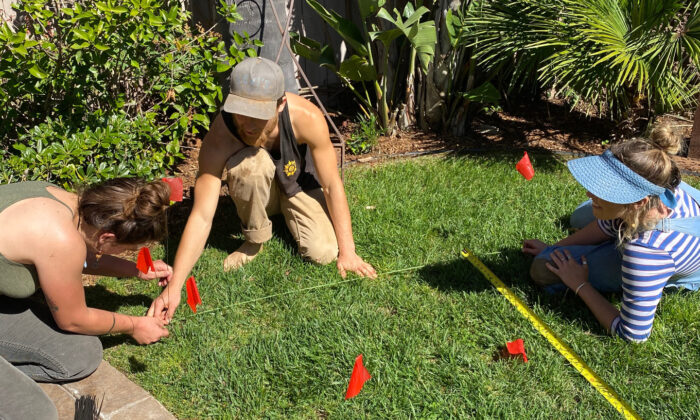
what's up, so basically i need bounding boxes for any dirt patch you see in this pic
[342,98,699,173]
[171,97,699,200]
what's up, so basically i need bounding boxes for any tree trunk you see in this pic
[418,0,455,132]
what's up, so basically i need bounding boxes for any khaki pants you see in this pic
[225,147,338,265]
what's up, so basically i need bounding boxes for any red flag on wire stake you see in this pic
[136,247,155,274]
[186,276,202,313]
[161,177,183,202]
[516,152,535,180]
[505,338,528,362]
[345,354,371,400]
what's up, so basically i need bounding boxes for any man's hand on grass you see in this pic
[337,252,377,279]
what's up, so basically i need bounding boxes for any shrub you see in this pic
[346,113,381,155]
[0,0,258,187]
[0,112,182,187]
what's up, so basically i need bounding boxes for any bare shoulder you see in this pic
[199,112,245,177]
[286,93,329,146]
[0,197,84,265]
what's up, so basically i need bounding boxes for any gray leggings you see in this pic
[0,296,102,420]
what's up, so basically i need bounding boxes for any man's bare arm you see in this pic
[291,94,376,278]
[148,114,244,320]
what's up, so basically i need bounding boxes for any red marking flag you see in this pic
[506,338,528,362]
[161,177,183,202]
[345,354,371,400]
[516,151,535,180]
[136,247,155,274]
[186,276,202,313]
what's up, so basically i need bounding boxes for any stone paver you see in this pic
[110,397,177,420]
[43,360,176,420]
[38,383,76,419]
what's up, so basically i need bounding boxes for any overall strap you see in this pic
[654,182,700,235]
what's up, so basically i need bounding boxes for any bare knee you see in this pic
[529,258,562,287]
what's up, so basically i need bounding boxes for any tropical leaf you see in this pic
[305,0,367,56]
[289,32,337,70]
[461,82,501,104]
[357,0,386,19]
[375,6,436,73]
[338,54,377,81]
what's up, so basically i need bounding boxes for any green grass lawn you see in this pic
[91,152,700,419]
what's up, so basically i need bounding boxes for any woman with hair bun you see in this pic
[0,177,173,420]
[522,123,700,343]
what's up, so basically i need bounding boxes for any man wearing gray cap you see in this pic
[148,57,376,320]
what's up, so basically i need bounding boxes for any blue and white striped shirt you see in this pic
[598,187,700,343]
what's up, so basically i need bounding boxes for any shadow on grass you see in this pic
[127,355,147,373]
[162,193,299,262]
[100,334,132,349]
[416,258,493,293]
[494,246,610,334]
[84,284,153,312]
[417,246,607,335]
[445,148,569,176]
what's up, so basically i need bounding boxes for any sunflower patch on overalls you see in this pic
[271,105,321,197]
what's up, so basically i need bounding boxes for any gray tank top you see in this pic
[0,181,73,298]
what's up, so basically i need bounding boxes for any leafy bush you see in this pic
[466,0,700,117]
[0,112,182,187]
[346,113,381,155]
[0,0,258,187]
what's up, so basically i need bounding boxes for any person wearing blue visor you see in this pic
[522,123,700,343]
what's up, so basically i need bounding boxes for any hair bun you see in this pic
[123,194,139,218]
[649,122,682,155]
[79,177,169,244]
[129,182,171,220]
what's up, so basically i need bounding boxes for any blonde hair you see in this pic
[611,122,682,243]
[79,178,170,244]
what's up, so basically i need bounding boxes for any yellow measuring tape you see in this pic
[461,248,641,420]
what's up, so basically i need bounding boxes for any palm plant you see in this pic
[418,1,501,134]
[466,0,700,117]
[291,0,436,133]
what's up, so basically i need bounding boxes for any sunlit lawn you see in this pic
[91,152,700,419]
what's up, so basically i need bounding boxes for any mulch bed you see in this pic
[170,97,699,196]
[343,98,699,174]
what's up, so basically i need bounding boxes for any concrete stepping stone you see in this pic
[39,361,175,420]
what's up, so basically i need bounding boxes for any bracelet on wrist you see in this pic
[574,282,588,296]
[106,313,116,334]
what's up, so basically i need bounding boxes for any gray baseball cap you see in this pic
[223,57,286,120]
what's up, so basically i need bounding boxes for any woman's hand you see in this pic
[137,260,173,286]
[522,239,548,256]
[545,250,589,289]
[131,316,169,344]
[337,252,377,279]
[146,285,181,324]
